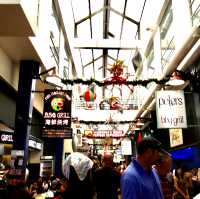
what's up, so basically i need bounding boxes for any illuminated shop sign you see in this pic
[156,90,187,129]
[29,140,42,150]
[0,131,14,143]
[84,130,124,138]
[43,90,72,138]
[0,134,13,143]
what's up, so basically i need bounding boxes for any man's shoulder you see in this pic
[122,162,140,181]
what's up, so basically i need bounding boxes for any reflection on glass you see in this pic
[49,2,60,67]
[189,0,200,27]
[146,45,154,78]
[146,45,156,90]
[160,2,175,69]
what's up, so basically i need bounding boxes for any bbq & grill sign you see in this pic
[156,90,187,129]
[43,90,72,138]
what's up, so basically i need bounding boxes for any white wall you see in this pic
[0,47,19,90]
[29,148,43,164]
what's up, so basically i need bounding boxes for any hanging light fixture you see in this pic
[45,67,61,85]
[38,66,63,88]
[135,119,144,127]
[167,71,185,86]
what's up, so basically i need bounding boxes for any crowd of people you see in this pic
[0,137,200,199]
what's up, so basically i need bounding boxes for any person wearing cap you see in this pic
[121,137,165,199]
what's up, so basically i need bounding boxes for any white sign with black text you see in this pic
[156,90,187,129]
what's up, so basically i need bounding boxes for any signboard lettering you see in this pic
[43,90,72,138]
[156,90,187,129]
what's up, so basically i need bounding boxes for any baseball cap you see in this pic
[136,137,169,155]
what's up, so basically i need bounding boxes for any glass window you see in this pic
[189,0,200,26]
[49,1,61,67]
[160,2,175,69]
[146,45,154,78]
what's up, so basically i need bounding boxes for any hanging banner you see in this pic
[156,90,187,129]
[84,130,124,138]
[169,128,183,147]
[42,90,72,138]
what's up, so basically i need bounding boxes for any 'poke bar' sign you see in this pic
[156,90,187,129]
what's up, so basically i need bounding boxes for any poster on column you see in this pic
[156,90,187,129]
[42,89,72,138]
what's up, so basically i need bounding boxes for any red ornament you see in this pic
[83,89,96,102]
[136,132,143,144]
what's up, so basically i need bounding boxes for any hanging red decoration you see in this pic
[104,60,134,99]
[80,84,96,109]
[106,60,127,84]
[136,132,143,144]
[84,88,96,102]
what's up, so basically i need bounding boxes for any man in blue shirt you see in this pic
[121,137,166,199]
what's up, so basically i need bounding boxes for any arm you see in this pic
[173,176,189,199]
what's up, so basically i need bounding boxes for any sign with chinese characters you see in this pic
[156,90,187,129]
[43,90,72,138]
[169,128,183,147]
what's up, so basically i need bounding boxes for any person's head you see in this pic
[102,152,114,168]
[136,137,167,170]
[155,154,172,176]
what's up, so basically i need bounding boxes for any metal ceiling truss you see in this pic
[72,0,147,81]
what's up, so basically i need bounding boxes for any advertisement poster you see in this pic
[169,128,183,147]
[156,90,187,129]
[43,90,72,138]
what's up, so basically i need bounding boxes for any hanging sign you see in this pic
[43,90,72,138]
[84,130,124,138]
[156,90,187,129]
[121,138,132,155]
[169,128,183,147]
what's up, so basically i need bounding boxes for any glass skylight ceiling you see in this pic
[60,0,166,103]
[69,0,147,80]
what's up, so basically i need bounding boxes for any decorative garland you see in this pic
[61,77,169,87]
[76,118,151,125]
[61,70,200,88]
[78,120,135,125]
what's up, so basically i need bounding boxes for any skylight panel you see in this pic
[77,19,91,38]
[126,0,145,22]
[84,63,94,78]
[90,0,104,13]
[121,19,138,40]
[91,12,103,39]
[93,49,103,59]
[110,0,125,12]
[118,50,132,64]
[80,49,93,66]
[109,12,123,39]
[71,0,89,22]
[108,49,118,60]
